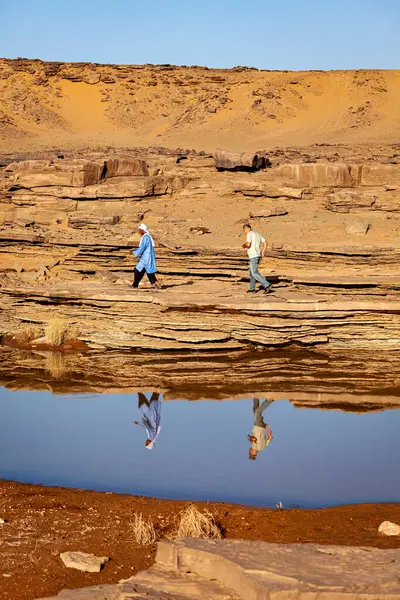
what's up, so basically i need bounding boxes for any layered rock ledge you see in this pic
[1,148,400,351]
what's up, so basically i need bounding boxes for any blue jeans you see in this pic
[249,257,270,291]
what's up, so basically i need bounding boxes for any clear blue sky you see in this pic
[1,0,399,70]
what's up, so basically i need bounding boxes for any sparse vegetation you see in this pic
[44,318,78,346]
[130,513,159,545]
[44,352,68,379]
[11,324,43,344]
[174,504,223,539]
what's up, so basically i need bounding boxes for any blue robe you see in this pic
[132,233,157,273]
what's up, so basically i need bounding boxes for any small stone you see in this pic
[345,218,370,235]
[0,518,6,524]
[60,551,110,572]
[378,521,400,536]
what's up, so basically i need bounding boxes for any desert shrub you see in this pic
[44,319,78,346]
[11,324,43,344]
[130,513,158,545]
[174,505,223,540]
[45,352,68,379]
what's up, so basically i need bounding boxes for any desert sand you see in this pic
[1,59,400,153]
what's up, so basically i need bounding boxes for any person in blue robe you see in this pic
[131,223,160,288]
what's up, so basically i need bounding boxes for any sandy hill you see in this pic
[0,58,399,153]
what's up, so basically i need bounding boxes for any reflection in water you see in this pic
[248,399,274,460]
[1,388,399,507]
[134,392,162,450]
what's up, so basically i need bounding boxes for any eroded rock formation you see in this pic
[1,146,400,352]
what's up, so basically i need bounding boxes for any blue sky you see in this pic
[1,0,399,69]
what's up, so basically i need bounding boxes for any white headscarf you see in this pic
[138,223,154,247]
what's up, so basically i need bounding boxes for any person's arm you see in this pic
[133,235,147,258]
[265,424,273,441]
[260,236,268,257]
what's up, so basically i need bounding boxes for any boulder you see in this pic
[18,176,172,200]
[362,164,400,186]
[7,160,104,188]
[345,218,370,235]
[215,148,269,171]
[378,521,400,536]
[104,158,149,178]
[249,207,288,218]
[274,162,356,187]
[234,181,303,199]
[326,190,376,212]
[60,551,110,572]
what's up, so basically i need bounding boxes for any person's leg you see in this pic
[253,398,260,412]
[251,257,271,290]
[259,399,273,413]
[138,392,150,408]
[132,268,145,288]
[147,272,158,285]
[248,260,256,291]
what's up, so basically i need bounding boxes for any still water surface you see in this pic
[0,388,399,508]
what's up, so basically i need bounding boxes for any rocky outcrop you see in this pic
[214,148,269,171]
[274,162,359,187]
[1,345,399,410]
[1,150,400,352]
[361,164,400,186]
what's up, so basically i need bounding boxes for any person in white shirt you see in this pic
[248,398,273,460]
[242,224,272,294]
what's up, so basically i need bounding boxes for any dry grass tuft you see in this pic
[11,324,43,344]
[44,319,78,346]
[130,513,158,545]
[45,352,68,379]
[175,505,223,540]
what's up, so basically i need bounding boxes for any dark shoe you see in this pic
[263,284,272,294]
[246,289,256,294]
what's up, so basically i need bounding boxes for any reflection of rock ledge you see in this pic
[1,346,399,412]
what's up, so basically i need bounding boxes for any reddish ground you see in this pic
[0,480,399,600]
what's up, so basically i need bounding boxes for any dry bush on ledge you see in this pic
[44,318,79,346]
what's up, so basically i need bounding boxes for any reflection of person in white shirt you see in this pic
[248,398,273,460]
[242,224,272,294]
[134,392,162,450]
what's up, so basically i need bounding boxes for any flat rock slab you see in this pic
[36,540,400,600]
[37,585,120,600]
[60,551,109,573]
[157,539,400,598]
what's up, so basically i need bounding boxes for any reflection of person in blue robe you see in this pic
[134,392,162,450]
[131,223,160,289]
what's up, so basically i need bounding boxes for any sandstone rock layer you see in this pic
[1,148,400,352]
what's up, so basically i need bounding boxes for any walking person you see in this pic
[131,223,160,289]
[134,392,162,449]
[248,398,273,460]
[242,224,272,294]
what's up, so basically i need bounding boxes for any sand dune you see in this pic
[0,58,399,153]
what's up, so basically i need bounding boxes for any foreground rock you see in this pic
[379,521,400,536]
[37,539,400,599]
[60,552,109,573]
